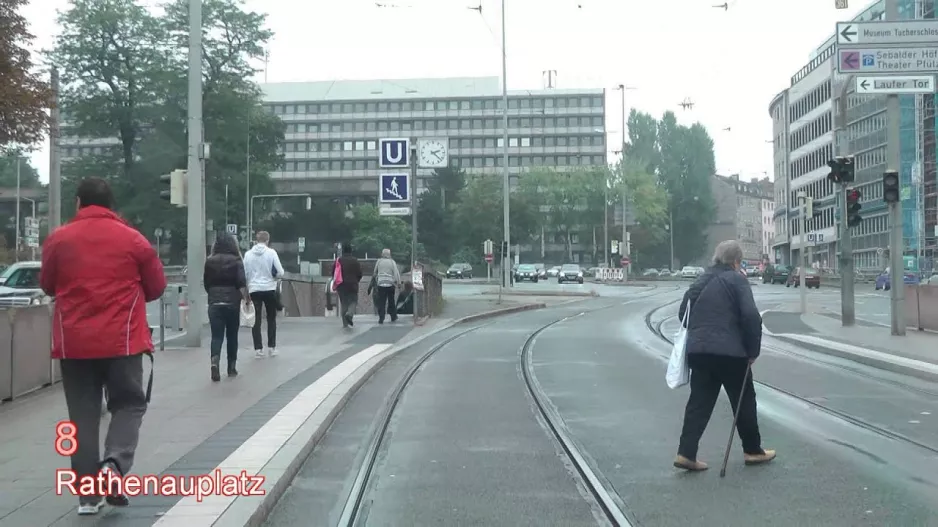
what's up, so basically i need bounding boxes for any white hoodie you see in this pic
[243,243,284,293]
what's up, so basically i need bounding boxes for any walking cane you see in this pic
[719,362,752,478]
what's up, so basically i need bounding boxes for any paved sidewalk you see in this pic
[763,307,938,382]
[0,297,542,527]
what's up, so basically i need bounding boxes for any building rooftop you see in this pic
[260,77,603,102]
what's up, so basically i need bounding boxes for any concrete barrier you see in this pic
[906,284,938,332]
[279,267,444,319]
[1,305,54,401]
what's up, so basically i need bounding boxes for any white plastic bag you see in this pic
[666,303,691,389]
[240,301,255,328]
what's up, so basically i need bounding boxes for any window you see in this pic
[521,137,531,147]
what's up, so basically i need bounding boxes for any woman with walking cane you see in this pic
[673,240,776,472]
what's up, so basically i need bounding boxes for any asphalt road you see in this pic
[263,284,938,526]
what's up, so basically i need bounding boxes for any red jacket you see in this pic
[40,206,167,359]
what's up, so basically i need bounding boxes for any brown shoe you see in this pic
[673,455,709,471]
[744,449,777,465]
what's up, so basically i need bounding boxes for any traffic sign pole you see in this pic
[884,0,905,336]
[835,76,855,327]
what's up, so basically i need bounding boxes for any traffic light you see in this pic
[827,159,842,184]
[882,170,900,203]
[846,188,862,228]
[501,240,509,255]
[160,169,187,206]
[841,156,855,182]
[826,156,856,184]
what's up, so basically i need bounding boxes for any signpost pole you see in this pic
[184,0,205,347]
[882,0,905,336]
[798,193,807,314]
[835,76,856,327]
[410,141,418,275]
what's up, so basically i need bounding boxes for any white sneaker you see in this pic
[268,347,278,357]
[255,349,266,359]
[77,501,103,515]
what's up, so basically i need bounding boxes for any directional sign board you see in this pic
[379,206,412,216]
[837,47,938,75]
[379,138,409,168]
[379,173,410,203]
[856,75,936,94]
[226,223,238,235]
[837,20,938,46]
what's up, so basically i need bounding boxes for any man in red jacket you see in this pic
[40,177,166,515]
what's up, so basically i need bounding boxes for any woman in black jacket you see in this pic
[674,240,776,471]
[203,233,250,382]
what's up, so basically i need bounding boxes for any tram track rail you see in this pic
[644,302,938,458]
[337,284,682,527]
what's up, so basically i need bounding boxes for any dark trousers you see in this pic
[377,285,397,322]
[678,353,762,460]
[208,304,239,363]
[60,355,147,504]
[250,290,278,349]
[338,288,357,326]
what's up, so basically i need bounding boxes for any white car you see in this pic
[681,266,699,279]
[0,261,47,308]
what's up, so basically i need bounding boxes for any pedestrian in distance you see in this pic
[203,233,251,381]
[39,177,167,515]
[373,248,402,324]
[335,243,363,328]
[243,231,284,358]
[673,239,776,472]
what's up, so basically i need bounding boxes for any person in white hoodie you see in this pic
[243,231,284,358]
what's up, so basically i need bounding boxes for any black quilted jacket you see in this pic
[678,264,762,359]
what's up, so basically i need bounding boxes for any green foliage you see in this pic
[0,152,42,188]
[417,166,467,262]
[624,109,717,266]
[48,0,281,263]
[347,204,423,262]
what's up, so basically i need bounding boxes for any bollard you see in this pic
[159,295,166,351]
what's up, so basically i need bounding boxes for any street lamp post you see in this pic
[15,157,21,262]
[23,198,36,261]
[499,0,510,303]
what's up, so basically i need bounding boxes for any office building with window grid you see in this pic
[263,76,607,200]
[769,0,936,273]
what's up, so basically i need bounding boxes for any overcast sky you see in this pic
[21,0,868,183]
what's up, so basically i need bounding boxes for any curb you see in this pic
[212,301,549,527]
[480,290,597,298]
[771,334,938,384]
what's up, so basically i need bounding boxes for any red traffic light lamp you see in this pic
[846,188,862,228]
[882,170,900,203]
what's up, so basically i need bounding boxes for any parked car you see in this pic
[875,269,920,290]
[514,264,540,282]
[680,266,699,279]
[547,266,561,278]
[534,263,547,280]
[446,263,473,279]
[787,267,820,289]
[763,264,791,284]
[0,261,47,308]
[642,268,659,277]
[557,264,584,284]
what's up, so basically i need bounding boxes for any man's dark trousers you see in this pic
[677,353,761,461]
[377,285,397,323]
[60,355,147,504]
[250,290,278,350]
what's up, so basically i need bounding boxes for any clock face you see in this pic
[419,139,447,167]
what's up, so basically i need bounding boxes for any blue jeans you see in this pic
[208,304,239,363]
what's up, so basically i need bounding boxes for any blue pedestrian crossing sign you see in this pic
[380,174,410,203]
[379,138,410,168]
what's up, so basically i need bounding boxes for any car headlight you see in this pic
[577,272,583,277]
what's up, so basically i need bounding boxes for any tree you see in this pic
[417,166,466,261]
[347,204,419,261]
[50,0,282,262]
[623,110,717,267]
[518,168,596,261]
[452,174,537,259]
[611,157,668,268]
[0,0,54,149]
[0,152,42,188]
